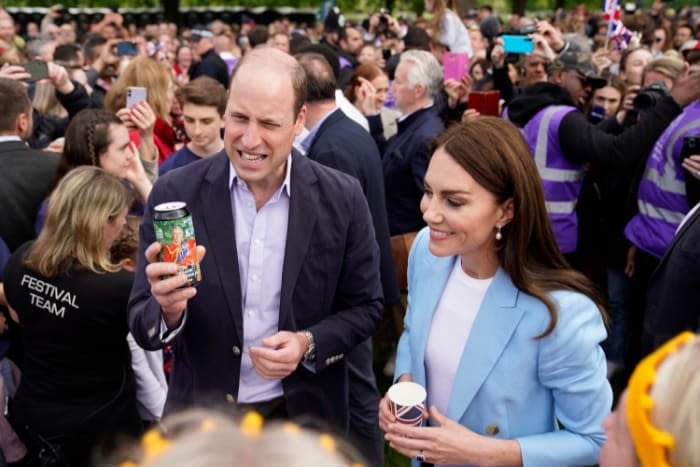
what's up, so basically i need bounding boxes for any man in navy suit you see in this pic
[297,52,398,466]
[128,48,383,431]
[642,203,700,355]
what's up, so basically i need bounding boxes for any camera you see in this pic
[633,80,670,110]
[517,24,538,35]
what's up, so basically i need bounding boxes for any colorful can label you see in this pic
[153,202,202,286]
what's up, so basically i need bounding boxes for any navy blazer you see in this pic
[128,151,383,430]
[306,108,399,305]
[644,205,700,350]
[369,106,444,236]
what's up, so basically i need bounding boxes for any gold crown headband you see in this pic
[120,411,364,467]
[626,331,694,467]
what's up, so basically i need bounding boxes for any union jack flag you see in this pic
[391,401,426,426]
[603,0,633,50]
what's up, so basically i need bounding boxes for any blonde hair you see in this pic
[25,166,134,277]
[643,56,685,82]
[104,57,172,120]
[32,82,67,117]
[650,335,700,467]
[113,409,365,467]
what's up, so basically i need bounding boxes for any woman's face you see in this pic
[98,123,133,179]
[471,63,485,82]
[371,74,389,108]
[599,391,640,467]
[420,148,510,269]
[424,0,436,13]
[652,28,666,51]
[621,49,653,85]
[104,208,128,250]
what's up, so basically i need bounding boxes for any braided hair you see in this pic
[49,109,124,193]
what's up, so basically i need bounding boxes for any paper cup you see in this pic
[387,381,427,426]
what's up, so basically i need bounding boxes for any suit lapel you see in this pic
[201,154,243,343]
[279,153,319,328]
[652,204,700,279]
[446,268,524,421]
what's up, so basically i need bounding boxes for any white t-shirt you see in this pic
[424,259,493,414]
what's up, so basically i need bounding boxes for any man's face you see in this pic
[392,60,418,114]
[673,26,692,48]
[561,69,592,109]
[172,228,184,244]
[224,60,306,192]
[341,27,363,55]
[524,55,548,84]
[0,18,14,41]
[270,34,290,54]
[183,103,225,155]
[193,37,212,57]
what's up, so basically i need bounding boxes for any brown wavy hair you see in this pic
[104,56,172,120]
[433,117,606,338]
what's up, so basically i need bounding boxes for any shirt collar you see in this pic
[0,135,22,143]
[228,153,293,199]
[300,107,338,152]
[398,102,434,122]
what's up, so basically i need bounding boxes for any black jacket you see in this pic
[508,82,684,170]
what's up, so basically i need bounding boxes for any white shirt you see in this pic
[424,259,492,414]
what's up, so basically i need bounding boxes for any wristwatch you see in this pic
[300,330,316,363]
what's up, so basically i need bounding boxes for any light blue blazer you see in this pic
[395,228,612,466]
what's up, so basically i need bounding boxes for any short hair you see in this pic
[643,56,685,82]
[344,63,384,102]
[399,49,444,100]
[53,43,81,64]
[297,52,337,102]
[248,25,270,48]
[230,48,307,118]
[179,76,227,115]
[25,166,134,277]
[83,34,107,63]
[0,77,31,133]
[50,109,123,192]
[297,44,340,81]
[104,57,173,121]
[289,33,312,55]
[25,39,52,60]
[432,118,605,337]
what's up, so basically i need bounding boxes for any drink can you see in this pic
[153,202,202,286]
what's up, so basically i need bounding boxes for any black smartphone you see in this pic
[21,60,49,81]
[116,41,137,57]
[680,135,699,162]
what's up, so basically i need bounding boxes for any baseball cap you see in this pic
[191,28,214,41]
[552,51,606,89]
[680,39,700,58]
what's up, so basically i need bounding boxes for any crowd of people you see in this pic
[0,1,699,466]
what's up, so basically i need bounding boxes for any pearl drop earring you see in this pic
[495,226,502,241]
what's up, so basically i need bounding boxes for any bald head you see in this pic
[230,48,307,117]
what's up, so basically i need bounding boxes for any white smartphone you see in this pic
[126,86,147,108]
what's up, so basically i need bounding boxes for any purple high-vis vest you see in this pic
[522,105,583,254]
[625,101,700,258]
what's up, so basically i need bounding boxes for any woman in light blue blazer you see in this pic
[379,118,612,466]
